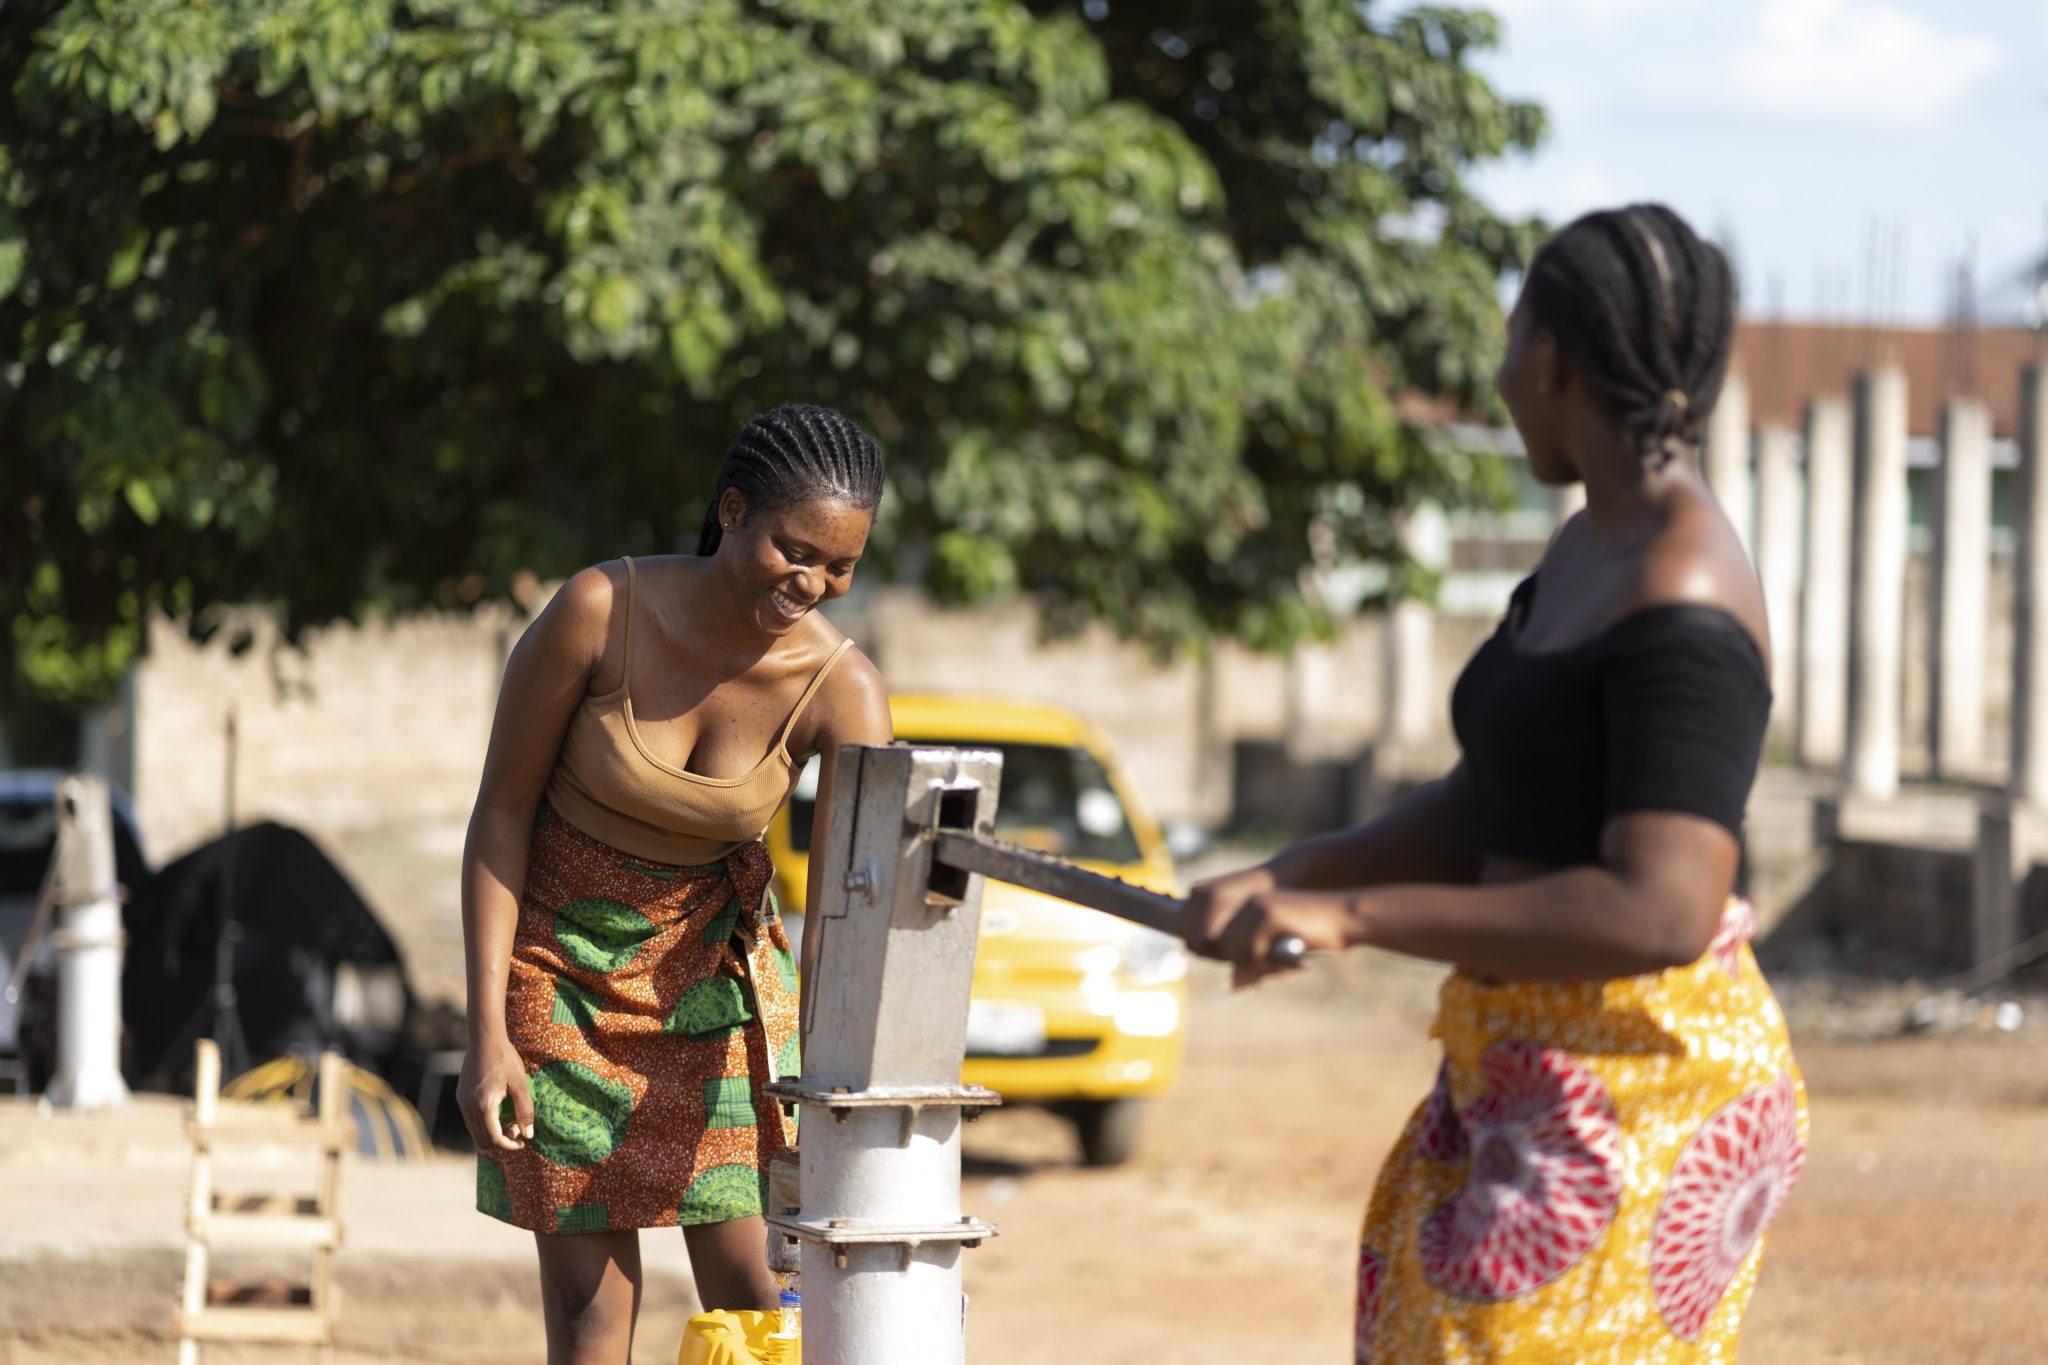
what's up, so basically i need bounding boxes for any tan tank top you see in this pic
[544,557,854,865]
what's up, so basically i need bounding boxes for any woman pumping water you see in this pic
[1185,204,1806,1362]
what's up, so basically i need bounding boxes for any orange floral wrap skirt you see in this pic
[477,804,799,1235]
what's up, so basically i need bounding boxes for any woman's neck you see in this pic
[1576,428,1698,551]
[673,558,781,668]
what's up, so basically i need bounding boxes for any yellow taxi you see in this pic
[764,694,1190,1166]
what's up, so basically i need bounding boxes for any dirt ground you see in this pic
[5,944,2047,1364]
[957,956,2048,1364]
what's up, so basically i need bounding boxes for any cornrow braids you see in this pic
[1523,203,1738,466]
[696,403,886,555]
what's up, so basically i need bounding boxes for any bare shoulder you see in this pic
[820,640,889,717]
[549,561,626,638]
[551,561,620,620]
[804,637,892,751]
[521,561,626,682]
[1627,489,1770,661]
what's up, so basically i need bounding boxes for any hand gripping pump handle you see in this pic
[928,830,1307,968]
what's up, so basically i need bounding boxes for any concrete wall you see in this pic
[124,609,520,1009]
[122,582,1494,871]
[853,590,1213,822]
[847,590,1500,826]
[131,609,515,861]
[124,540,2026,865]
[110,538,2035,1006]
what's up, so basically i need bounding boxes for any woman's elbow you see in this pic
[1633,894,1722,973]
[467,798,537,857]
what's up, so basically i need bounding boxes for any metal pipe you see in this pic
[769,746,1006,1365]
[780,748,1302,1363]
[930,829,1307,967]
[798,1105,977,1362]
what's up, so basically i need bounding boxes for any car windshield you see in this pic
[789,741,1144,865]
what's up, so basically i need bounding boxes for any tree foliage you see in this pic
[2,0,1542,706]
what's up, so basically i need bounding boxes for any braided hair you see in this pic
[696,403,885,555]
[1522,204,1737,465]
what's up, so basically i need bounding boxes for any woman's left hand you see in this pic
[1184,883,1364,990]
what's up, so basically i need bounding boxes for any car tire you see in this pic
[1066,1097,1146,1168]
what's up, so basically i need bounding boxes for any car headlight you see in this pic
[1114,991,1182,1038]
[1117,927,1188,986]
[1080,943,1123,977]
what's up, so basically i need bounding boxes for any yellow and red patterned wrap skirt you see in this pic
[1356,900,1809,1362]
[477,804,799,1235]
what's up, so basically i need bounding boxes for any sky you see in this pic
[1468,0,2048,324]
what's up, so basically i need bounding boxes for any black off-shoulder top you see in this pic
[1448,572,1772,867]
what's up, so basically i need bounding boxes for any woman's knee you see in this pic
[541,1273,636,1334]
[691,1254,777,1312]
[536,1232,642,1352]
[683,1219,778,1312]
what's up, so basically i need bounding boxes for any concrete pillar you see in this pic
[1798,396,1853,770]
[1386,599,1433,751]
[1384,503,1449,753]
[1754,425,1802,742]
[1971,801,2024,972]
[1705,372,1753,557]
[1846,367,1908,799]
[79,672,138,796]
[2013,366,2048,805]
[1931,398,1993,781]
[1283,642,1342,763]
[1554,482,1586,525]
[1192,654,1230,826]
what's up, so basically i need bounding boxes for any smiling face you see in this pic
[714,490,874,635]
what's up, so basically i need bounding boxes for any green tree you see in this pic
[2,0,1542,708]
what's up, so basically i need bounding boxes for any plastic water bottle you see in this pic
[753,1276,801,1363]
[772,1282,801,1341]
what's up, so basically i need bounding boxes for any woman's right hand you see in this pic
[459,1033,535,1153]
[1180,863,1279,959]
